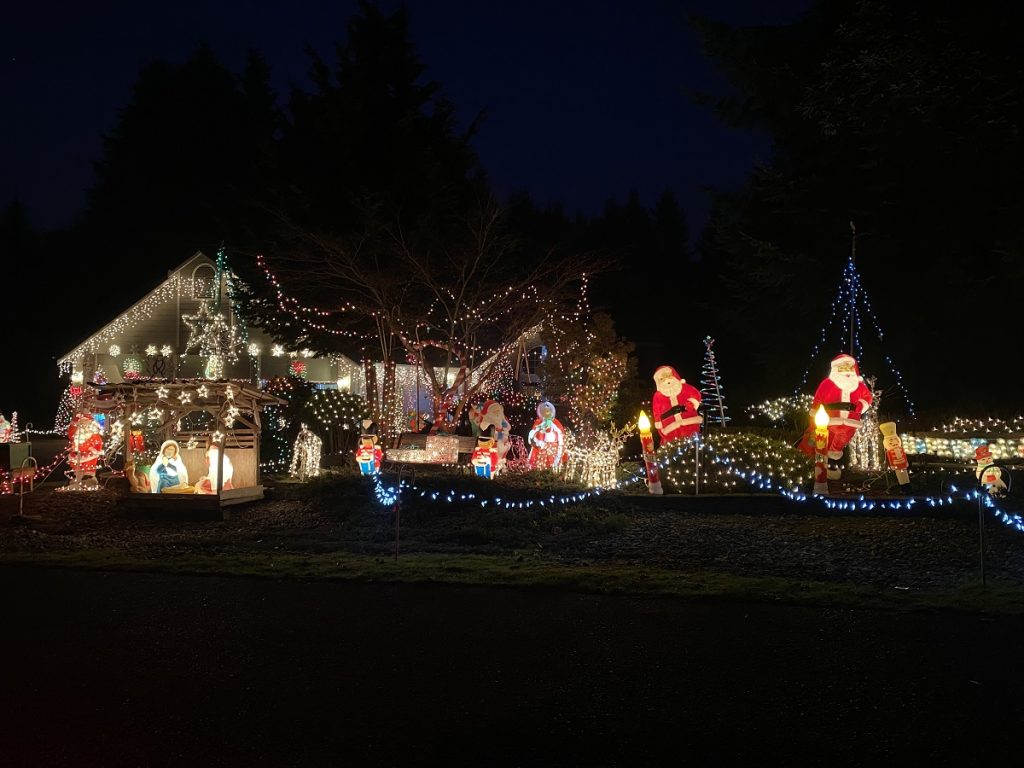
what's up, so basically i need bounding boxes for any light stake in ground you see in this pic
[813,405,829,495]
[637,410,663,495]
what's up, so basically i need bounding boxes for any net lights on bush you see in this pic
[901,434,1024,461]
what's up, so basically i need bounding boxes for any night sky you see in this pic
[3,0,811,424]
[4,0,809,231]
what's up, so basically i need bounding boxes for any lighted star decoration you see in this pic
[182,302,241,364]
[196,384,209,398]
[155,385,170,399]
[211,430,225,444]
[160,344,173,357]
[223,404,241,427]
[185,437,198,449]
[225,384,236,401]
[146,344,158,356]
[271,345,284,357]
[178,390,192,404]
[130,411,144,426]
[301,349,315,358]
[148,407,163,421]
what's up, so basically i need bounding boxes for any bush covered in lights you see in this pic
[303,393,372,442]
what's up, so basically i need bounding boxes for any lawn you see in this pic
[2,466,1023,614]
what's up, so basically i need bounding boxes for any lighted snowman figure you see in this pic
[975,443,1008,497]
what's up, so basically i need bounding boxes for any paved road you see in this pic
[1,567,1022,766]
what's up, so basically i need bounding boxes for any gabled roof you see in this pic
[57,251,213,367]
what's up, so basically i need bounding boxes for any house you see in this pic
[57,251,551,444]
[56,252,362,390]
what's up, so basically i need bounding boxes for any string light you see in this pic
[289,425,322,480]
[794,255,916,415]
[700,336,730,425]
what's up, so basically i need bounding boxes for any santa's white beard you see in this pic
[658,379,682,398]
[829,370,859,393]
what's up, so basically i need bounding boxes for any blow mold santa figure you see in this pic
[799,353,873,480]
[67,413,104,488]
[473,399,511,471]
[651,366,703,444]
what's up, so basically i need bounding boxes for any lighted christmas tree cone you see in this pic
[637,410,663,495]
[878,422,911,487]
[813,405,830,495]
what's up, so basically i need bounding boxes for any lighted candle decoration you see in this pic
[637,410,663,495]
[813,405,829,494]
[879,422,911,487]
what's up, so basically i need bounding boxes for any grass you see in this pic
[4,546,1024,616]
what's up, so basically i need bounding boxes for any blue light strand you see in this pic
[795,256,916,416]
[363,433,1024,534]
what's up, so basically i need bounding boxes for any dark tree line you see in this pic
[692,0,1024,415]
[6,0,1020,424]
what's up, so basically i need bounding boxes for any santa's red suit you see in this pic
[799,354,873,461]
[68,417,103,475]
[652,366,703,444]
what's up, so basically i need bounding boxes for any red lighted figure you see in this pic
[651,366,702,444]
[799,354,873,481]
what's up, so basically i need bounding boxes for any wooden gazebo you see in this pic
[91,380,285,509]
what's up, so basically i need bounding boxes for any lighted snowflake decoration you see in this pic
[301,349,315,358]
[161,345,173,357]
[178,390,192,404]
[130,411,144,426]
[108,344,121,357]
[271,345,284,357]
[248,343,260,356]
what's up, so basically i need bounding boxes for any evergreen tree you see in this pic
[693,0,1024,409]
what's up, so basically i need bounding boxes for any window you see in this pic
[192,264,216,299]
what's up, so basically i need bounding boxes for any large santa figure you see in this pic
[799,353,873,479]
[651,366,703,444]
[67,413,104,488]
[474,400,511,471]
